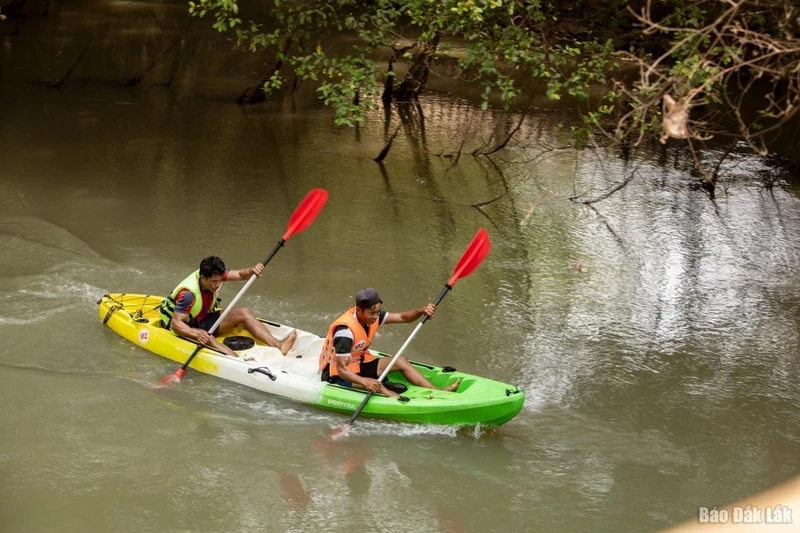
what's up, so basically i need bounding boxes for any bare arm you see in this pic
[169,312,237,357]
[383,303,436,325]
[334,357,366,386]
[225,263,264,282]
[170,311,204,342]
[333,356,384,394]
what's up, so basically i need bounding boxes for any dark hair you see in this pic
[199,256,226,278]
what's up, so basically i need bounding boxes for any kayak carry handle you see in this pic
[248,367,277,381]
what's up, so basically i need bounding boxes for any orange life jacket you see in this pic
[319,307,378,377]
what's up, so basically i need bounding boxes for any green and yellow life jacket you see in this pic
[157,270,218,328]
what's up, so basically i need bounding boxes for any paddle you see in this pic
[160,188,329,384]
[330,227,491,438]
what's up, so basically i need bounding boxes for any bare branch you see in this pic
[569,168,638,205]
[374,125,402,163]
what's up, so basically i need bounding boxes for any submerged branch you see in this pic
[32,34,94,89]
[569,168,638,205]
[29,0,108,88]
[374,125,402,163]
[471,192,508,209]
[125,18,193,87]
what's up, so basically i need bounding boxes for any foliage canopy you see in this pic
[191,0,800,174]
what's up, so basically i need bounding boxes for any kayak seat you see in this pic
[223,336,256,351]
[290,337,324,358]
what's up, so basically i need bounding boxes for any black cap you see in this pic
[355,288,382,308]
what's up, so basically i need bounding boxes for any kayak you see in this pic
[97,293,525,426]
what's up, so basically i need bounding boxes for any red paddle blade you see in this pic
[447,228,491,286]
[330,422,351,440]
[159,368,185,385]
[283,189,329,241]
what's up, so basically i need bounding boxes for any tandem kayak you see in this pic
[98,293,525,426]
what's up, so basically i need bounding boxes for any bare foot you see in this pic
[443,378,461,392]
[279,329,297,356]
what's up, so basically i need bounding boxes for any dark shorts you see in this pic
[322,358,381,386]
[189,311,222,333]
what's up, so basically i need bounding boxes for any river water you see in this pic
[1,3,800,533]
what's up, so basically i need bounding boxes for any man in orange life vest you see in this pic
[319,288,461,397]
[157,256,297,357]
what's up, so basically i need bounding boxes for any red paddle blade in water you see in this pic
[329,423,350,440]
[447,228,490,287]
[159,367,186,385]
[283,188,329,241]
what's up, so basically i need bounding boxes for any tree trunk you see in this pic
[381,58,394,106]
[237,35,293,105]
[393,34,439,102]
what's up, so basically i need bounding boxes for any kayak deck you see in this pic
[98,293,525,426]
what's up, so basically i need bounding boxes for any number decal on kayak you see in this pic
[138,329,150,344]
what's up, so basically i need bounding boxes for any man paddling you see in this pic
[319,288,460,397]
[158,256,296,357]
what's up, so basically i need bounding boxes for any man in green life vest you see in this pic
[157,256,297,357]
